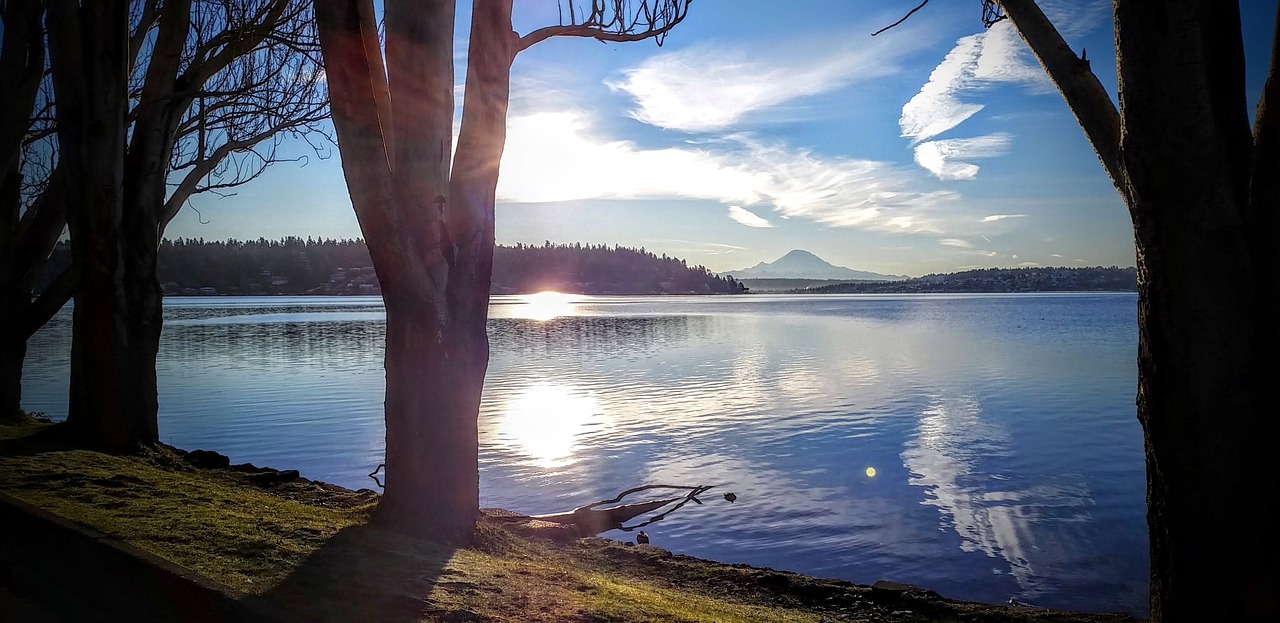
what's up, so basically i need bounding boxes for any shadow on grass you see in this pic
[0,421,76,458]
[255,520,459,623]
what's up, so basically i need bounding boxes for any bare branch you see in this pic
[26,265,74,339]
[476,482,733,536]
[871,0,929,37]
[981,0,1007,28]
[997,0,1125,198]
[518,0,691,53]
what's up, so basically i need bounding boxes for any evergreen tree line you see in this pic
[41,238,748,296]
[800,266,1138,294]
[493,241,746,295]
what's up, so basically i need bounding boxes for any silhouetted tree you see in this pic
[314,0,690,540]
[38,0,327,449]
[0,0,60,421]
[990,1,1277,620]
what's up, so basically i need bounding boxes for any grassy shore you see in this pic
[0,418,1141,622]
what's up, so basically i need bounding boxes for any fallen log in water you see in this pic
[370,465,732,537]
[519,484,726,536]
[530,497,682,535]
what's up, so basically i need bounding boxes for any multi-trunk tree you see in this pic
[0,0,64,422]
[313,0,690,541]
[20,0,328,444]
[987,1,1277,620]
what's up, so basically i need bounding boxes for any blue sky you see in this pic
[164,0,1280,277]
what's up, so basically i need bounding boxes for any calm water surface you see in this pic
[22,293,1148,615]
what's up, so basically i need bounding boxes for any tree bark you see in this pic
[0,300,28,421]
[113,0,193,449]
[316,0,480,542]
[48,0,145,450]
[315,0,688,542]
[1001,1,1280,619]
[0,0,50,421]
[1116,3,1274,620]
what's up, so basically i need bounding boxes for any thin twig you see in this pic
[872,0,929,36]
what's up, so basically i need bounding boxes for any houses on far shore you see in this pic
[163,265,381,296]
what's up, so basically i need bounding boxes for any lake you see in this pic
[21,293,1148,615]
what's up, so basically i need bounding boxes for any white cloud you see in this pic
[497,112,764,204]
[913,133,1013,180]
[901,3,1108,180]
[611,32,923,132]
[728,205,772,228]
[983,214,1026,222]
[900,33,987,144]
[940,238,974,248]
[900,21,1049,144]
[1039,0,1110,39]
[497,110,961,234]
[973,20,1048,86]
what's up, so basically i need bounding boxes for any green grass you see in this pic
[0,420,370,592]
[0,419,1143,622]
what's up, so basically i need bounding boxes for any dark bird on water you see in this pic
[723,492,737,503]
[636,531,650,544]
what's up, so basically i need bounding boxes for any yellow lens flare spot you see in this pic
[865,467,877,478]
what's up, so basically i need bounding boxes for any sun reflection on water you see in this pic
[495,384,603,468]
[508,291,578,321]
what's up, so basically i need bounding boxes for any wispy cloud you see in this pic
[940,238,974,248]
[645,239,747,254]
[497,112,762,204]
[897,23,1042,183]
[497,110,961,234]
[1039,0,1111,39]
[983,213,1026,222]
[901,3,1108,179]
[611,30,924,132]
[728,205,772,228]
[899,33,987,144]
[913,133,1013,180]
[900,21,1049,144]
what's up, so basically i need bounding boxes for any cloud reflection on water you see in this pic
[902,394,1093,601]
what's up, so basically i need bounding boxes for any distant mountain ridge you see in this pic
[727,250,908,281]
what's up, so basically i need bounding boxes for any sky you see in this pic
[164,0,1280,278]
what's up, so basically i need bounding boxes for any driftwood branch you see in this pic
[535,484,723,534]
[369,465,735,536]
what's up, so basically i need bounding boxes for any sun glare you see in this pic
[497,384,603,468]
[512,291,578,321]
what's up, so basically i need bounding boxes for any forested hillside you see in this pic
[799,266,1137,293]
[492,242,745,294]
[41,238,747,296]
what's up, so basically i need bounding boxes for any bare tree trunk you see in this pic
[316,0,479,542]
[111,0,193,447]
[0,0,50,421]
[48,0,147,451]
[0,303,26,420]
[1001,1,1280,619]
[315,0,689,541]
[377,300,480,539]
[0,178,70,420]
[449,0,513,350]
[1115,3,1275,620]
